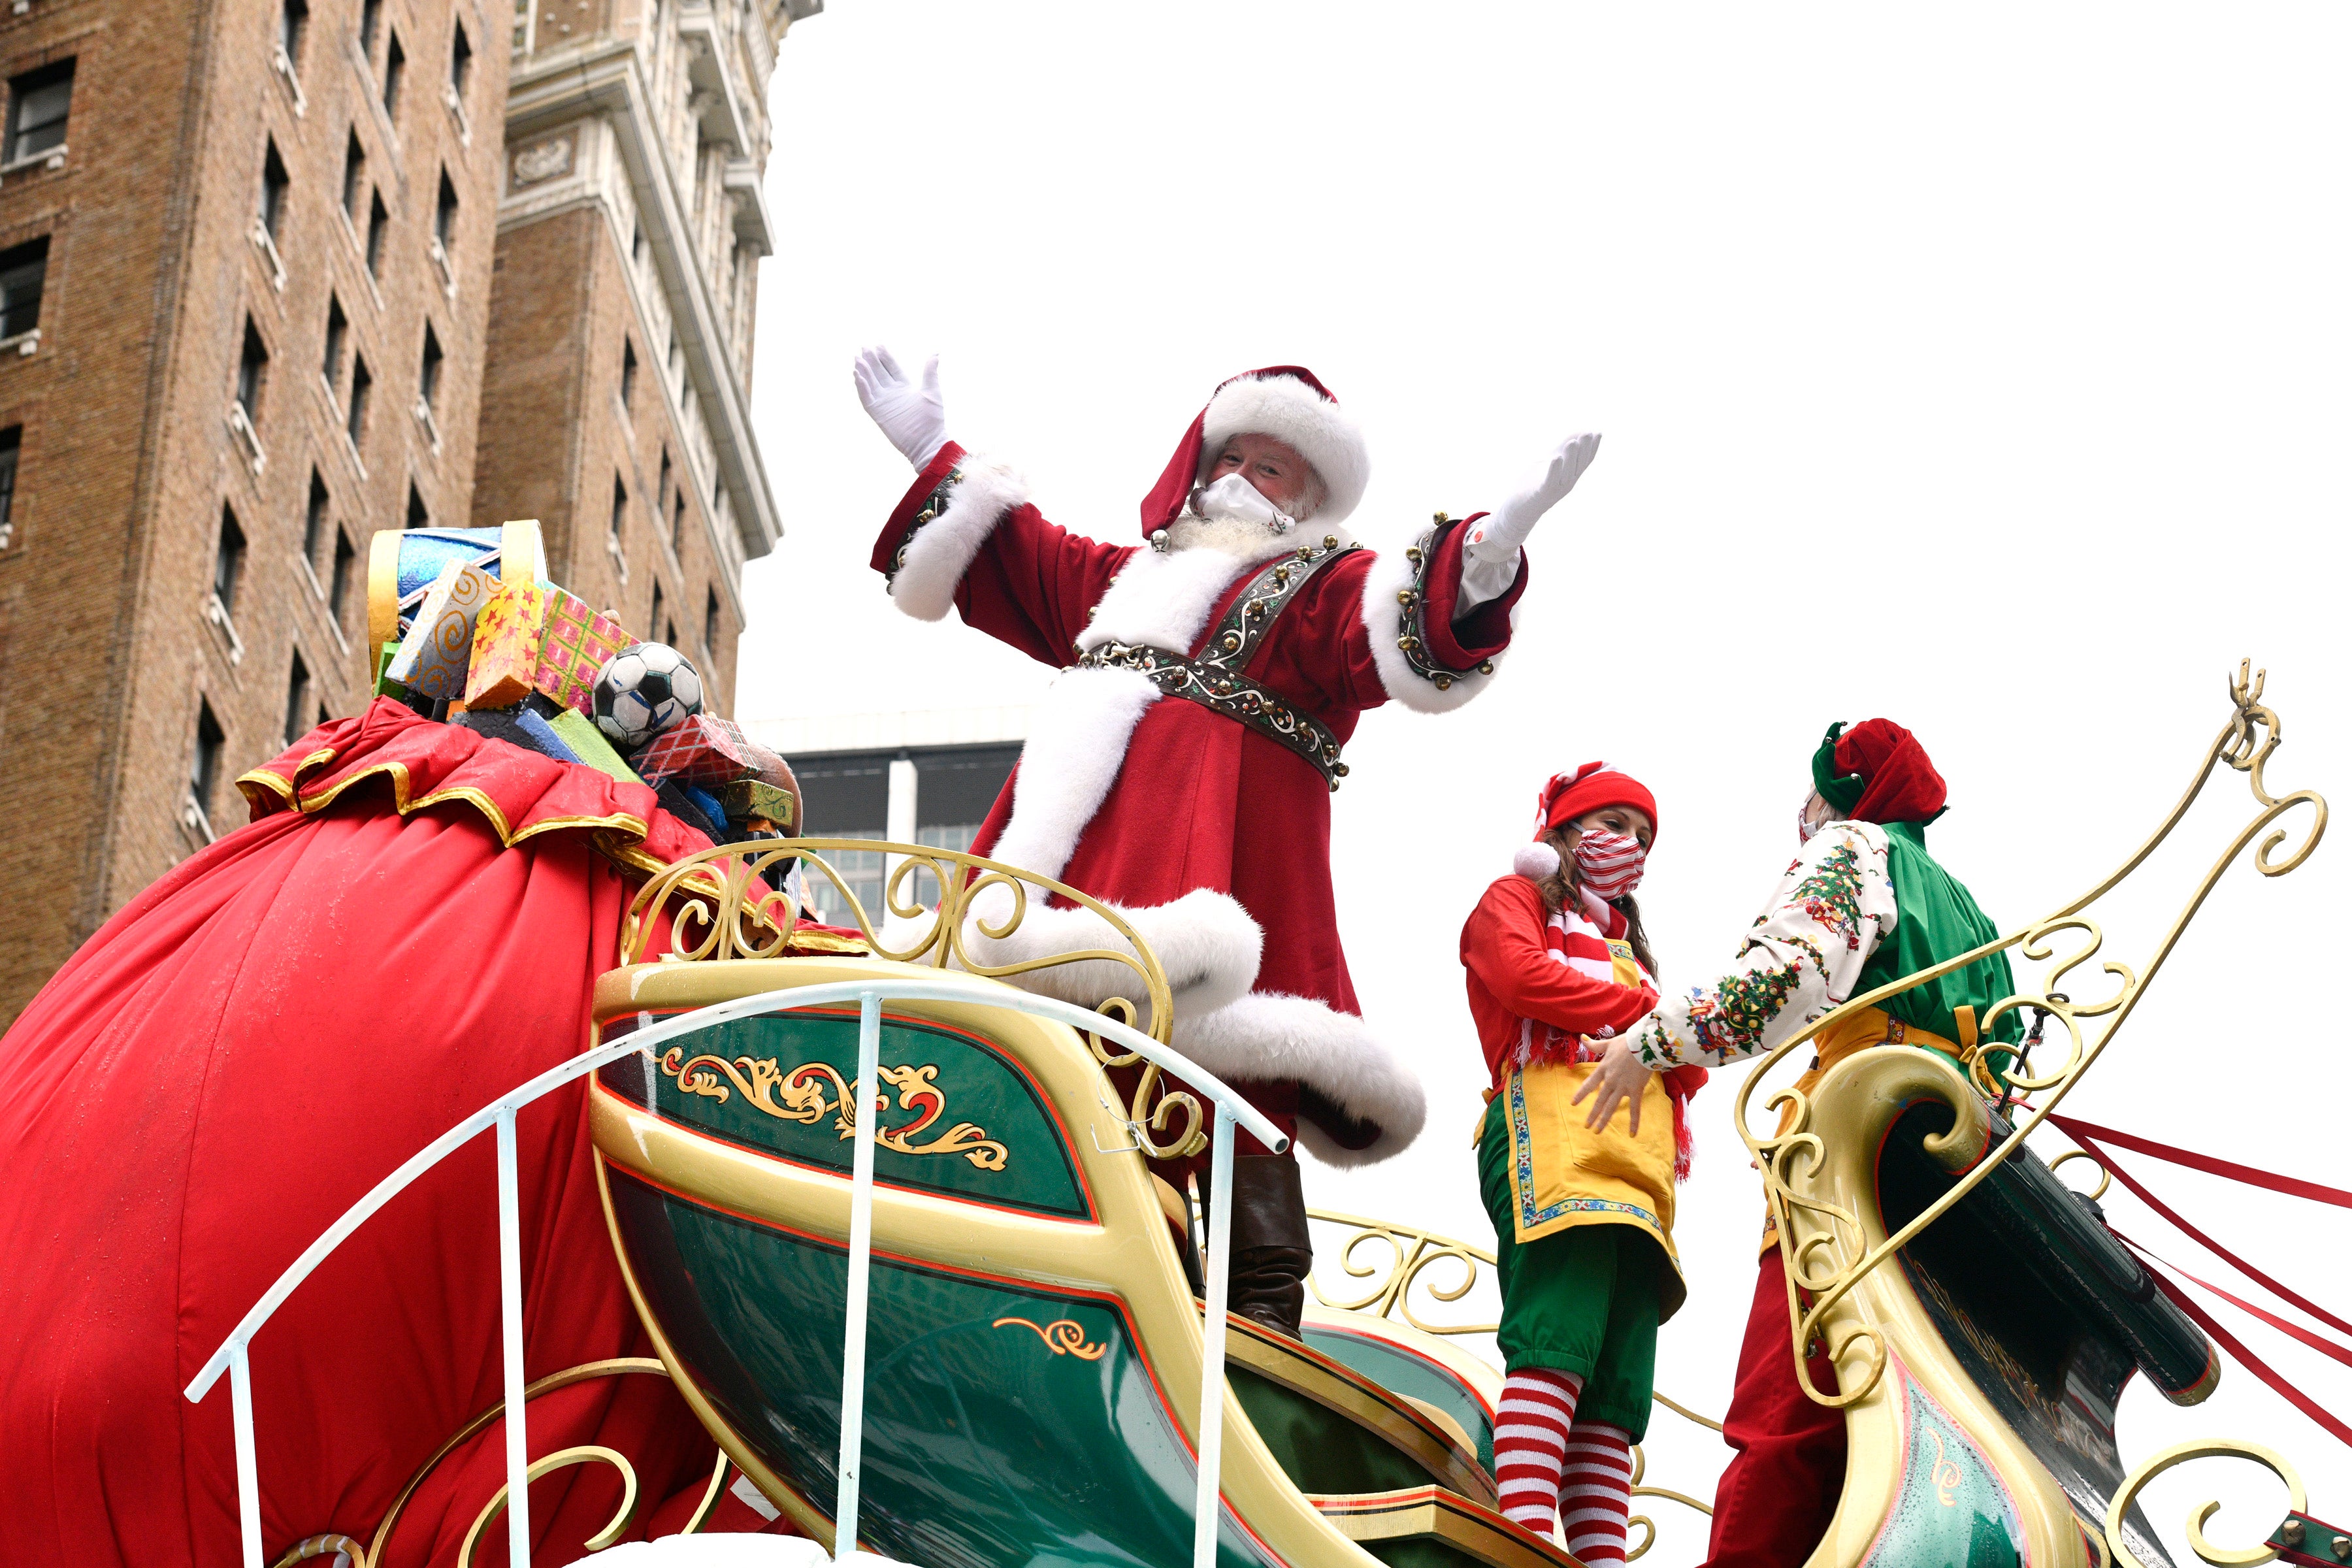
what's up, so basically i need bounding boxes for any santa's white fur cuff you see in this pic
[889,457,1029,621]
[1358,544,1506,714]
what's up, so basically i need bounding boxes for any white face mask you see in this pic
[1192,471,1294,534]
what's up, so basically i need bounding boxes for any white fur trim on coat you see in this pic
[887,456,1028,621]
[1169,992,1427,1166]
[1358,542,1507,714]
[1201,375,1371,525]
[959,887,1262,1022]
[1073,536,1263,656]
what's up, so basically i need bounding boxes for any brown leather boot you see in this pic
[1217,1154,1313,1340]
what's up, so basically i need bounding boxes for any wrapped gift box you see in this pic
[367,520,546,652]
[715,778,800,834]
[531,588,632,718]
[544,708,642,785]
[463,579,551,710]
[372,640,405,700]
[632,713,760,785]
[386,560,497,700]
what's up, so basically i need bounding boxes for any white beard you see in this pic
[1160,509,1312,564]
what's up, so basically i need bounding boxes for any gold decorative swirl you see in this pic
[2104,1439,2306,1568]
[1737,663,2328,1406]
[992,1315,1110,1360]
[1625,1433,1716,1560]
[658,1049,1010,1170]
[618,838,1206,1161]
[455,1444,640,1568]
[1304,1209,1498,1336]
[2050,1149,2113,1203]
[284,1358,677,1568]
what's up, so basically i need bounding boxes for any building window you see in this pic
[321,295,346,387]
[236,321,269,417]
[406,481,428,529]
[434,171,458,246]
[0,237,48,340]
[284,649,311,745]
[7,59,74,166]
[360,0,382,57]
[702,586,719,654]
[449,22,472,99]
[671,489,686,554]
[279,0,309,68]
[418,324,443,410]
[329,529,355,621]
[214,505,247,614]
[191,700,227,823]
[346,354,372,447]
[341,131,365,217]
[366,193,388,276]
[621,339,638,410]
[259,140,290,240]
[610,476,628,544]
[649,580,664,644]
[655,447,670,512]
[0,425,19,549]
[302,468,330,563]
[630,221,644,269]
[382,32,404,118]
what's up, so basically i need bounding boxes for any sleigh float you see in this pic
[191,669,2342,1568]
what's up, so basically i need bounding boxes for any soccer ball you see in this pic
[593,642,704,751]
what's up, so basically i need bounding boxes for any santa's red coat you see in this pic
[0,702,793,1565]
[871,442,1527,1162]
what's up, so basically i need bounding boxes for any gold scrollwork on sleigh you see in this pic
[1737,662,2328,1408]
[658,1048,1011,1170]
[617,838,1210,1162]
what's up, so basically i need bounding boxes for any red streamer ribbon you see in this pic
[2049,1117,2352,1343]
[2047,1114,2352,1209]
[2117,1234,2352,1451]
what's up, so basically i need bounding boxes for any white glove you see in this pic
[852,346,949,469]
[1458,433,1601,612]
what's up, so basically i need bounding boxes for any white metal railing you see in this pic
[184,977,1286,1568]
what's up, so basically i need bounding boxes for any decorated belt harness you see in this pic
[888,471,1492,792]
[1079,534,1360,792]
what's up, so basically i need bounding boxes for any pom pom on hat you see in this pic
[1512,841,1563,881]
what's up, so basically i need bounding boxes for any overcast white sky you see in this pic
[736,5,2350,1554]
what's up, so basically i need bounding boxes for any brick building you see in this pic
[0,0,809,1028]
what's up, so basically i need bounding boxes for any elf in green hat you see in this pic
[1570,718,2019,1568]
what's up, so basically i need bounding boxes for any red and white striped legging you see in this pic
[1494,1369,1635,1563]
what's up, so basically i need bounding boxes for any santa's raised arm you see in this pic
[854,348,1597,1338]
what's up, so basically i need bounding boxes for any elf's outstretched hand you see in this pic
[853,346,949,469]
[1571,1033,1652,1134]
[1460,432,1601,604]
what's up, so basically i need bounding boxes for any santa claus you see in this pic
[855,348,1598,1335]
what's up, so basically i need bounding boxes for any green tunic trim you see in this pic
[1858,821,2022,1046]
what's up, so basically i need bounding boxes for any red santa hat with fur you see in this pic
[1137,367,1373,536]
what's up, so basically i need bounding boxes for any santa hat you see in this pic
[1511,762,1660,880]
[1137,366,1371,538]
[1811,719,1948,826]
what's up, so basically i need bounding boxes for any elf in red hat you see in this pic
[1459,762,1707,1562]
[1575,721,2021,1568]
[853,348,1598,1337]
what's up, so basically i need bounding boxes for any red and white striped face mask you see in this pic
[1573,829,1648,900]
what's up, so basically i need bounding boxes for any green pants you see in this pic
[1478,1100,1662,1439]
